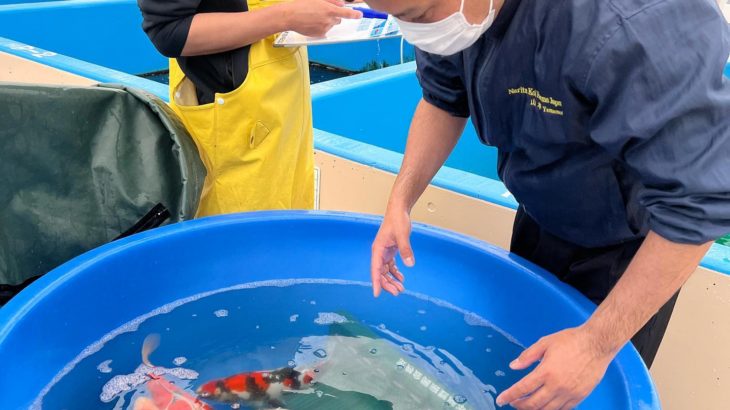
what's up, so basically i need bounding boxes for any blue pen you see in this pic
[351,7,389,20]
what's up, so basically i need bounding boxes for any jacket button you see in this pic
[217,98,225,105]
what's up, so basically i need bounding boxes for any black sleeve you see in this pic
[137,0,202,57]
[415,49,470,118]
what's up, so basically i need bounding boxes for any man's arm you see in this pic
[370,99,467,297]
[582,233,711,357]
[496,233,711,409]
[387,99,468,215]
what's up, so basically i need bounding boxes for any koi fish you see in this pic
[133,334,212,410]
[197,367,316,409]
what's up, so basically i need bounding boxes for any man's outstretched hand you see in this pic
[370,206,414,297]
[496,326,615,410]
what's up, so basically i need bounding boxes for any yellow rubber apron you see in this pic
[168,0,314,217]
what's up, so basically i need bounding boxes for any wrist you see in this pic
[579,321,624,358]
[272,3,293,32]
[386,197,412,216]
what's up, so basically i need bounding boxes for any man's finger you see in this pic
[542,396,569,410]
[381,279,399,296]
[558,399,581,410]
[511,384,553,410]
[322,0,344,6]
[388,261,405,282]
[383,273,404,293]
[396,233,415,267]
[370,248,385,298]
[510,337,549,370]
[495,370,543,407]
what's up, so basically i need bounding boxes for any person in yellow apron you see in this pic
[139,0,361,216]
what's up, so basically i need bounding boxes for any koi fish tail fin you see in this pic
[142,333,161,367]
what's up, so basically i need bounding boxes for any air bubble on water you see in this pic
[314,368,320,373]
[288,360,297,368]
[401,343,414,353]
[341,372,347,376]
[454,395,468,404]
[167,367,199,380]
[369,348,378,355]
[270,346,276,350]
[396,364,405,371]
[97,360,113,374]
[417,309,427,315]
[191,314,197,318]
[313,349,328,358]
[231,403,241,409]
[173,357,187,366]
[316,390,324,398]
[255,325,260,329]
[420,326,427,331]
[314,312,348,325]
[464,336,474,342]
[484,385,497,395]
[377,323,387,330]
[100,364,198,403]
[289,314,299,322]
[424,346,435,351]
[488,334,493,338]
[165,327,170,331]
[214,309,228,318]
[485,348,492,353]
[495,370,505,377]
[310,300,317,305]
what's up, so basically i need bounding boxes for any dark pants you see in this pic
[510,207,679,367]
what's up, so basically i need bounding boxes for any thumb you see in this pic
[396,232,415,267]
[510,338,549,370]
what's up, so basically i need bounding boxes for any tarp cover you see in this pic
[0,83,205,285]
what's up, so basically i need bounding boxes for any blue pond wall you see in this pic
[312,63,499,181]
[0,0,164,74]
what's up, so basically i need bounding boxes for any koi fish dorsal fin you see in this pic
[142,333,161,367]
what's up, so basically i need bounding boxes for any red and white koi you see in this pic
[197,367,315,409]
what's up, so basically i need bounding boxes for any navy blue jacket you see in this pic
[416,0,730,246]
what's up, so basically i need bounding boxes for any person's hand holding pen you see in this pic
[344,0,390,19]
[282,0,363,37]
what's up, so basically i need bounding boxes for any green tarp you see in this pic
[0,83,205,286]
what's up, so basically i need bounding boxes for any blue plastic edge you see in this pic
[0,0,131,12]
[0,211,660,409]
[0,36,169,100]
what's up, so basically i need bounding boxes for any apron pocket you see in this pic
[250,121,271,149]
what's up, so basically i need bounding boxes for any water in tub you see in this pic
[34,280,528,409]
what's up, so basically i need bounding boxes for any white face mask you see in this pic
[395,0,496,56]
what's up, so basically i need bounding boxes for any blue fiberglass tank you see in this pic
[0,212,659,409]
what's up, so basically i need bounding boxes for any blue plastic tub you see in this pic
[0,212,658,409]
